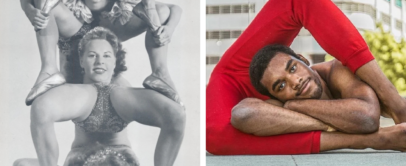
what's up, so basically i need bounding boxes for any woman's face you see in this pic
[80,39,116,84]
[84,0,110,12]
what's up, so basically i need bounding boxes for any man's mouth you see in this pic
[296,78,310,96]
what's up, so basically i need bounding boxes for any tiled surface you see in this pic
[207,151,406,166]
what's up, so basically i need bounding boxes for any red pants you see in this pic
[206,0,375,155]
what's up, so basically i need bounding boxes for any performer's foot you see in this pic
[370,123,406,151]
[26,72,66,106]
[380,97,406,124]
[41,0,60,14]
[143,74,184,108]
[132,2,160,31]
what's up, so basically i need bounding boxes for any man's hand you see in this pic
[153,26,172,46]
[24,6,49,31]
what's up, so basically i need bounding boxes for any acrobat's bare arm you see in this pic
[231,98,333,136]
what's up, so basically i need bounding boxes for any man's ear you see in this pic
[297,54,310,66]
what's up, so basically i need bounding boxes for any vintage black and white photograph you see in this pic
[0,0,200,165]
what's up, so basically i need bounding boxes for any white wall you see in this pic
[333,0,375,6]
[0,0,200,165]
[206,39,237,56]
[206,0,265,6]
[206,14,254,30]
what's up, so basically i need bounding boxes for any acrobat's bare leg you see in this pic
[32,0,60,85]
[320,123,406,152]
[135,3,183,104]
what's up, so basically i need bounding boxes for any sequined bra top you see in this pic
[73,83,129,133]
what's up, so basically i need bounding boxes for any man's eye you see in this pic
[88,54,95,57]
[279,82,286,91]
[104,54,111,58]
[290,65,297,73]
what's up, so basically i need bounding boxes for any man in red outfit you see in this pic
[206,0,406,155]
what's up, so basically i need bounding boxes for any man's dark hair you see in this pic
[249,44,301,98]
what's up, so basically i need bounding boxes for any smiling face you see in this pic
[84,0,110,12]
[260,52,323,102]
[80,39,116,84]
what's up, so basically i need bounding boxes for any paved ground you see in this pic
[207,117,406,166]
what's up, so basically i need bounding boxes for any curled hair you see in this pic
[249,44,301,98]
[66,27,127,83]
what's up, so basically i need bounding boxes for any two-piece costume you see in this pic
[206,0,375,155]
[64,83,138,166]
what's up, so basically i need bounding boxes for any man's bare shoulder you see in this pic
[311,59,354,80]
[310,60,335,80]
[325,59,376,99]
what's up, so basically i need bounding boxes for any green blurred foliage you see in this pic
[325,22,406,96]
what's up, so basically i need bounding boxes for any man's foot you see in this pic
[26,72,66,106]
[380,98,406,124]
[371,123,406,151]
[143,74,184,107]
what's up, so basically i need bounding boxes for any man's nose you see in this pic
[291,76,303,90]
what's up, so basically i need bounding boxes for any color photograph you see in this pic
[206,0,406,165]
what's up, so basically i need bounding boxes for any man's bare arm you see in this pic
[284,60,380,134]
[231,98,332,136]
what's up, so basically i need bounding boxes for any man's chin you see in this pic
[312,77,323,99]
[312,88,323,99]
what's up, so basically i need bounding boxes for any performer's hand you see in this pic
[25,6,49,31]
[153,26,171,46]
